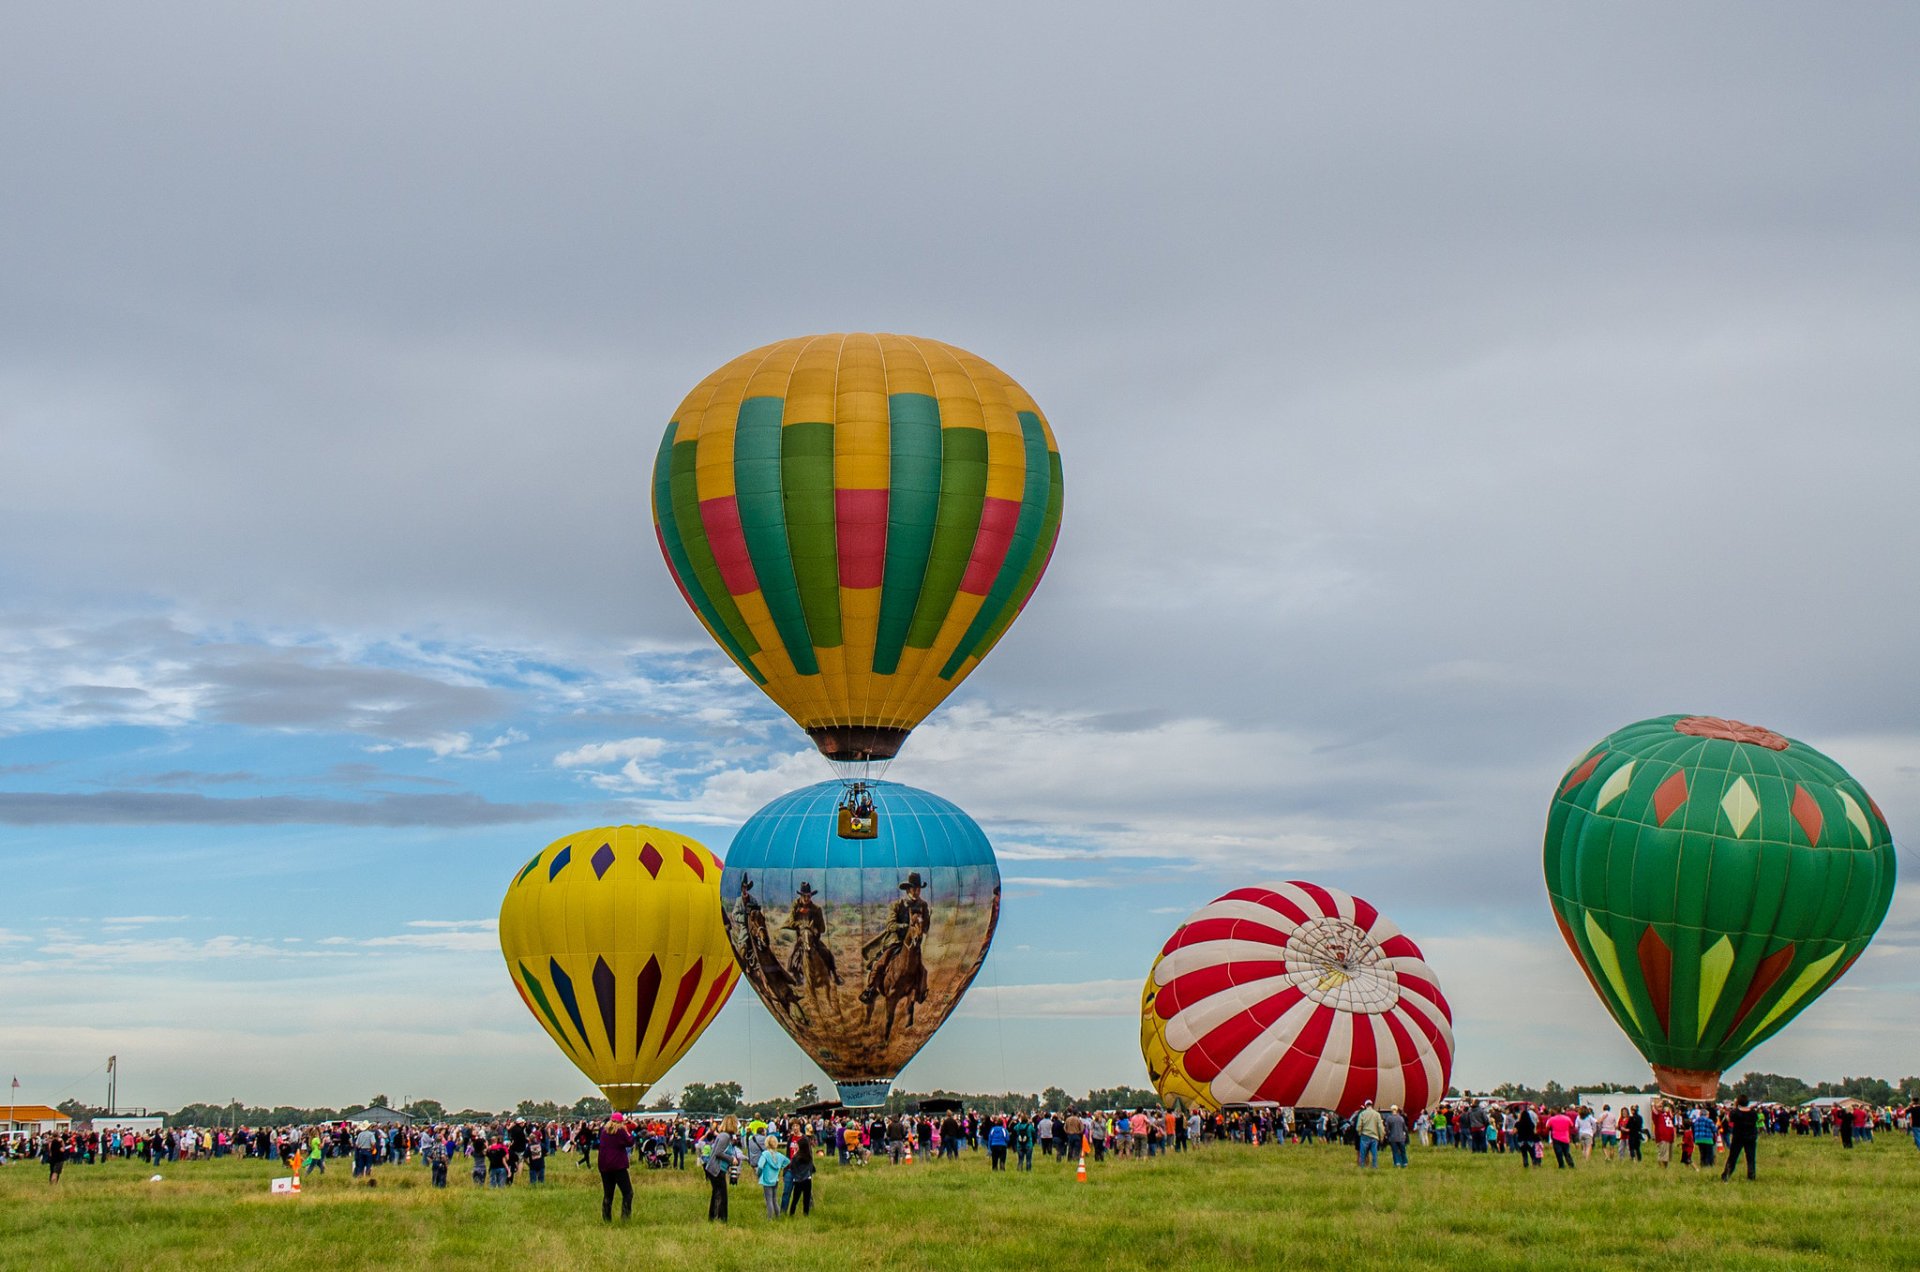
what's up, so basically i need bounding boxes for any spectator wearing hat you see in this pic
[1383,1105,1410,1167]
[1354,1101,1385,1168]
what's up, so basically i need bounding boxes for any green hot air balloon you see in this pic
[1544,715,1896,1101]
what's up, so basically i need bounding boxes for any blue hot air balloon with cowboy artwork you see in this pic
[719,780,1000,1106]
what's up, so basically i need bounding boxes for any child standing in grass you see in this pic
[784,1138,816,1216]
[755,1135,789,1219]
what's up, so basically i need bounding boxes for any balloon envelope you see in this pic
[720,780,1000,1106]
[1141,882,1453,1115]
[1545,715,1896,1100]
[498,825,739,1110]
[651,333,1065,770]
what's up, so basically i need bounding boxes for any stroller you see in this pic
[640,1135,671,1170]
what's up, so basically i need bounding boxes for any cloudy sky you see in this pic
[4,3,1916,1113]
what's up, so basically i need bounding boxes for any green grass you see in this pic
[2,1137,1914,1271]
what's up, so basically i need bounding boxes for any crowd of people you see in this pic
[7,1093,1914,1207]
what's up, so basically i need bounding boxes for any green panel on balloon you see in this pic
[1543,715,1896,1101]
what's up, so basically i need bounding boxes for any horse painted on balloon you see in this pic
[788,921,843,1014]
[863,910,928,1042]
[741,905,809,1025]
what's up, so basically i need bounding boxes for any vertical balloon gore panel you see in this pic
[721,780,1001,1092]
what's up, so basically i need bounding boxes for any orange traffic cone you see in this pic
[1076,1155,1088,1183]
[904,1140,913,1164]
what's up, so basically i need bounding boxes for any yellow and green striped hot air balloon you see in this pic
[651,334,1065,771]
[498,826,739,1110]
[1544,715,1897,1101]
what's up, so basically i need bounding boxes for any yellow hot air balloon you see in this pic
[498,825,739,1110]
[651,333,1066,775]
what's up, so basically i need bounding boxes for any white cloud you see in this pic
[958,979,1140,1020]
[553,736,668,768]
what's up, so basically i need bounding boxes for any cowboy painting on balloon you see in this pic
[719,780,1001,1105]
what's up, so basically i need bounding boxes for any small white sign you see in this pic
[270,1176,301,1195]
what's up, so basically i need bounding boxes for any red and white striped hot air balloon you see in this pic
[1140,882,1453,1114]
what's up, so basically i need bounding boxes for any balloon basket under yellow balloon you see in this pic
[600,1082,652,1113]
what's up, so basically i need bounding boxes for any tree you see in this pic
[570,1096,612,1119]
[648,1091,677,1111]
[369,1094,391,1108]
[1085,1086,1159,1111]
[680,1082,744,1116]
[793,1083,820,1107]
[1729,1073,1812,1106]
[404,1099,446,1123]
[1041,1086,1070,1112]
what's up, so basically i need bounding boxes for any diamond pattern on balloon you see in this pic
[1837,791,1871,844]
[1790,785,1824,845]
[1594,760,1636,812]
[1720,777,1760,837]
[1559,751,1604,794]
[591,843,615,879]
[640,842,664,878]
[1652,771,1689,826]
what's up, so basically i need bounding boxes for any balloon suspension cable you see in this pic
[988,945,1009,1097]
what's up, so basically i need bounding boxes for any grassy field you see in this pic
[2,1136,1914,1271]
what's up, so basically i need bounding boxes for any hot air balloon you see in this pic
[499,825,739,1110]
[1140,882,1454,1115]
[1545,715,1896,1101]
[651,334,1065,779]
[719,780,1000,1106]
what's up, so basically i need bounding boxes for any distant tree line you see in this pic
[1469,1073,1920,1106]
[59,1071,1919,1128]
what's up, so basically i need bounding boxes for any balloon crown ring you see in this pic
[1672,716,1789,751]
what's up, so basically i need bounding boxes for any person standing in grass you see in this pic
[1651,1102,1675,1168]
[1012,1113,1034,1171]
[1513,1105,1537,1168]
[1383,1106,1409,1168]
[755,1135,790,1219]
[43,1134,66,1184]
[597,1114,634,1223]
[886,1115,907,1164]
[1546,1108,1575,1169]
[425,1135,448,1188]
[987,1117,1008,1170]
[1720,1096,1759,1182]
[784,1137,816,1217]
[484,1135,510,1188]
[1354,1101,1384,1168]
[525,1131,545,1185]
[705,1116,742,1223]
[1688,1107,1716,1171]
